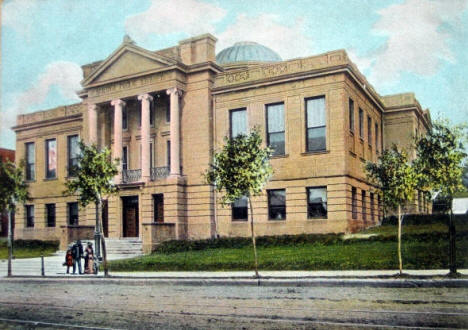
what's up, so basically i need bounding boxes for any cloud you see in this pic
[0,61,82,135]
[217,14,313,60]
[366,0,467,84]
[125,0,226,42]
[2,0,38,38]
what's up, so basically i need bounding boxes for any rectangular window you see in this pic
[352,187,357,219]
[45,138,57,179]
[67,135,79,177]
[307,187,327,218]
[46,204,56,227]
[375,123,379,151]
[367,116,372,145]
[68,202,79,226]
[166,96,170,122]
[153,194,164,223]
[268,189,286,220]
[362,190,366,222]
[306,96,326,152]
[25,205,34,228]
[370,193,374,222]
[167,140,171,168]
[266,103,285,156]
[122,146,128,171]
[359,108,364,139]
[150,99,155,126]
[230,108,247,138]
[232,196,248,221]
[122,107,128,130]
[349,98,354,132]
[25,142,35,180]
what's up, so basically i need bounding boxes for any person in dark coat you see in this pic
[71,240,84,274]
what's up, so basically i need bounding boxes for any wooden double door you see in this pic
[122,196,139,237]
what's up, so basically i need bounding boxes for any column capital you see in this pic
[111,99,126,107]
[137,93,154,102]
[166,87,183,97]
[87,103,97,110]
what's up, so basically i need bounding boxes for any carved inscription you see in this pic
[261,63,288,78]
[225,71,250,83]
[89,73,168,97]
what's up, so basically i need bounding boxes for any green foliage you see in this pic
[365,145,417,211]
[0,240,59,259]
[381,214,467,226]
[205,129,273,204]
[0,159,29,212]
[414,119,467,199]
[64,142,119,207]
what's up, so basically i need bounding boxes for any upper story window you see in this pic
[232,195,248,221]
[367,116,372,146]
[45,138,57,179]
[122,146,128,171]
[122,107,128,130]
[268,189,286,220]
[359,108,364,140]
[306,96,326,152]
[67,135,79,177]
[349,98,354,132]
[25,142,35,181]
[230,108,247,138]
[307,187,327,218]
[46,203,56,227]
[375,123,379,151]
[25,205,34,228]
[68,202,79,226]
[266,103,285,156]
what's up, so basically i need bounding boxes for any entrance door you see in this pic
[122,196,139,237]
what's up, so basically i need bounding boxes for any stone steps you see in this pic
[79,239,143,256]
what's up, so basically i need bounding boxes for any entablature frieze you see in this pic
[84,70,187,105]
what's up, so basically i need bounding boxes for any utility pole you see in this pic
[7,209,12,277]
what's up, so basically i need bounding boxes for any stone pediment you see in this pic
[82,42,177,87]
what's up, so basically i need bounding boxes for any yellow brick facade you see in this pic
[13,34,431,250]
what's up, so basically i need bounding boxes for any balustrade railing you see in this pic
[151,167,170,181]
[122,169,141,183]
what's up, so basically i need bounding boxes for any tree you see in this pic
[205,129,272,278]
[413,119,467,275]
[0,159,29,277]
[64,142,118,276]
[365,145,417,275]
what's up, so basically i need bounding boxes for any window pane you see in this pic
[232,196,248,221]
[359,109,364,138]
[26,205,34,228]
[68,135,79,176]
[269,132,285,156]
[375,123,379,150]
[307,187,327,218]
[362,191,366,222]
[367,116,372,144]
[46,139,56,178]
[122,147,128,170]
[230,109,247,138]
[25,143,35,180]
[68,203,79,226]
[46,204,55,227]
[349,99,354,131]
[268,190,286,220]
[122,108,128,129]
[267,103,284,133]
[307,127,326,151]
[352,187,357,219]
[306,97,325,128]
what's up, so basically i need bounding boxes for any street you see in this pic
[0,278,467,329]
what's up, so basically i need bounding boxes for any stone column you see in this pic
[111,99,125,183]
[166,88,182,176]
[87,104,98,145]
[138,93,153,182]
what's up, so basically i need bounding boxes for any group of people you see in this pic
[64,240,95,274]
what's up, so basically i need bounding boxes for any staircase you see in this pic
[80,238,143,260]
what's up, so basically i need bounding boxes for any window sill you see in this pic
[232,219,248,223]
[271,154,289,159]
[359,138,364,143]
[301,150,329,156]
[268,218,286,221]
[349,130,354,136]
[308,217,327,221]
[43,178,58,182]
[349,151,356,157]
[359,157,366,163]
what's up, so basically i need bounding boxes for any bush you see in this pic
[0,239,59,249]
[381,214,467,226]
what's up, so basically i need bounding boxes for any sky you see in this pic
[1,0,467,150]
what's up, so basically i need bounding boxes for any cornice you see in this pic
[12,114,83,132]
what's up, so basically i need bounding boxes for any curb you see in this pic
[2,276,468,288]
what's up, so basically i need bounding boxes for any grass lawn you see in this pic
[108,223,468,272]
[0,239,59,259]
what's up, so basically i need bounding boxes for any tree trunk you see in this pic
[7,210,12,277]
[248,197,259,278]
[449,206,457,275]
[96,197,109,277]
[398,204,403,275]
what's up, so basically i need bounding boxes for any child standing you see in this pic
[64,246,73,274]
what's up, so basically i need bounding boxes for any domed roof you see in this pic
[216,41,282,65]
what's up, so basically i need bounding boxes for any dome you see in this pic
[216,41,282,65]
